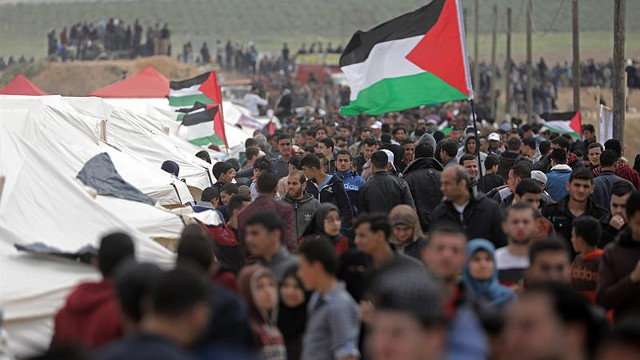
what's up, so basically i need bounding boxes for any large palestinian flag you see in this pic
[541,112,582,140]
[340,0,472,116]
[170,72,227,147]
[177,105,227,146]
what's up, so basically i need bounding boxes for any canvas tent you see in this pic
[89,66,169,98]
[0,74,47,96]
[0,128,174,357]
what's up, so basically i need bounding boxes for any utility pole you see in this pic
[505,7,512,115]
[490,4,498,120]
[473,0,479,96]
[572,0,581,112]
[613,0,626,146]
[526,0,533,123]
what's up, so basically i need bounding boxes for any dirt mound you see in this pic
[30,56,201,96]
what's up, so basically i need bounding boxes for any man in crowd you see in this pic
[478,155,504,193]
[272,134,294,179]
[399,139,415,172]
[402,142,443,231]
[604,139,640,189]
[298,237,361,360]
[546,149,572,202]
[525,238,572,285]
[587,142,603,175]
[359,151,414,214]
[489,161,531,208]
[302,154,353,230]
[592,149,634,210]
[543,168,609,258]
[495,203,537,286]
[245,211,297,281]
[498,137,527,179]
[601,181,635,246]
[459,154,479,184]
[597,191,640,322]
[316,138,336,173]
[335,150,365,215]
[432,165,506,247]
[569,216,604,303]
[283,172,320,240]
[354,213,420,270]
[52,232,134,349]
[354,137,378,174]
[238,172,295,251]
[438,139,458,168]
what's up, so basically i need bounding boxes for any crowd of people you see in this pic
[32,73,640,360]
[46,19,171,61]
[0,56,34,71]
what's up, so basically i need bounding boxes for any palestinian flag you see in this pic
[339,0,472,116]
[177,105,227,147]
[541,112,582,140]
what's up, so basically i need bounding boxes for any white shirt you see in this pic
[495,246,529,270]
[243,93,268,116]
[453,201,469,222]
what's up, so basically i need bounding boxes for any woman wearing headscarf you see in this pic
[463,239,515,309]
[238,265,286,360]
[301,203,349,255]
[276,265,309,360]
[388,205,427,261]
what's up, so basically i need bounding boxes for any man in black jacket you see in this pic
[498,137,528,179]
[359,150,415,214]
[403,143,443,231]
[431,165,507,248]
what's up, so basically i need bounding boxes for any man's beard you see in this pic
[511,236,531,246]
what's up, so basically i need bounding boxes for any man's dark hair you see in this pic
[319,137,334,150]
[612,181,634,197]
[363,137,378,147]
[600,149,619,168]
[505,202,536,220]
[98,232,135,278]
[256,171,279,194]
[626,191,640,220]
[515,178,543,196]
[354,213,391,240]
[507,137,522,152]
[380,133,392,144]
[195,150,211,164]
[604,139,622,158]
[176,224,213,273]
[335,149,352,160]
[459,154,477,166]
[522,137,536,150]
[212,162,228,180]
[392,127,407,136]
[300,153,322,170]
[245,138,258,148]
[245,146,260,161]
[253,156,272,171]
[277,133,291,143]
[371,151,388,169]
[440,139,458,158]
[299,235,338,275]
[529,237,569,264]
[401,139,414,147]
[288,155,303,170]
[550,148,567,164]
[569,167,593,183]
[228,194,250,217]
[587,142,603,151]
[573,216,602,248]
[485,155,500,169]
[539,140,551,155]
[415,142,434,159]
[552,136,570,151]
[151,267,209,317]
[221,182,239,195]
[246,211,285,236]
[226,158,240,171]
[582,124,595,133]
[428,222,466,243]
[314,127,327,136]
[510,160,532,179]
[201,187,220,202]
[115,261,163,324]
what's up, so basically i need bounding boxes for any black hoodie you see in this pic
[403,157,444,231]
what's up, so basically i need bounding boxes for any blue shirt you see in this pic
[302,282,360,360]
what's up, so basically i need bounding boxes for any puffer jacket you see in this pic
[359,171,415,214]
[403,157,443,230]
[283,193,321,241]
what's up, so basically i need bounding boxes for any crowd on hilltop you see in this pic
[46,19,171,61]
[0,56,35,71]
[20,59,640,360]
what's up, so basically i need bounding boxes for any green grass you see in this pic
[0,0,638,59]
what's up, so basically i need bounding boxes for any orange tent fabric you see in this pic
[90,66,169,98]
[0,74,47,96]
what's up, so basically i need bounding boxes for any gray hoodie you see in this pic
[283,192,321,241]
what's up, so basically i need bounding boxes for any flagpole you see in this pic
[469,99,484,182]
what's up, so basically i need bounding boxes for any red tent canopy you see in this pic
[90,66,169,98]
[0,74,47,96]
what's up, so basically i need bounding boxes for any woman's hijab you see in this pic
[277,265,309,341]
[388,205,424,246]
[238,265,277,324]
[302,203,339,239]
[463,239,515,308]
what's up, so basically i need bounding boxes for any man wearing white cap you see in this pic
[359,150,415,214]
[487,132,503,155]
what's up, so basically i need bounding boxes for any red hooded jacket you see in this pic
[50,279,122,349]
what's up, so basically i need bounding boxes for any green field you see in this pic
[0,0,639,59]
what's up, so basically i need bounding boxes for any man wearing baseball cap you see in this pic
[359,151,415,214]
[487,132,503,155]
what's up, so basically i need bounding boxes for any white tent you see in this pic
[0,128,174,357]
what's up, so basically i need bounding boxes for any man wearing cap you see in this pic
[359,151,415,214]
[487,132,503,155]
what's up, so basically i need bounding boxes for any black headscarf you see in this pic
[277,265,309,360]
[301,203,339,241]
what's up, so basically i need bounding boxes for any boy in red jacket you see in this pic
[50,232,134,349]
[570,216,604,303]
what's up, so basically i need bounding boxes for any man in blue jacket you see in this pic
[334,150,364,215]
[546,149,573,202]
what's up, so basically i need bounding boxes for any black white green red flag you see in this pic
[339,0,472,116]
[177,105,227,147]
[541,112,583,140]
